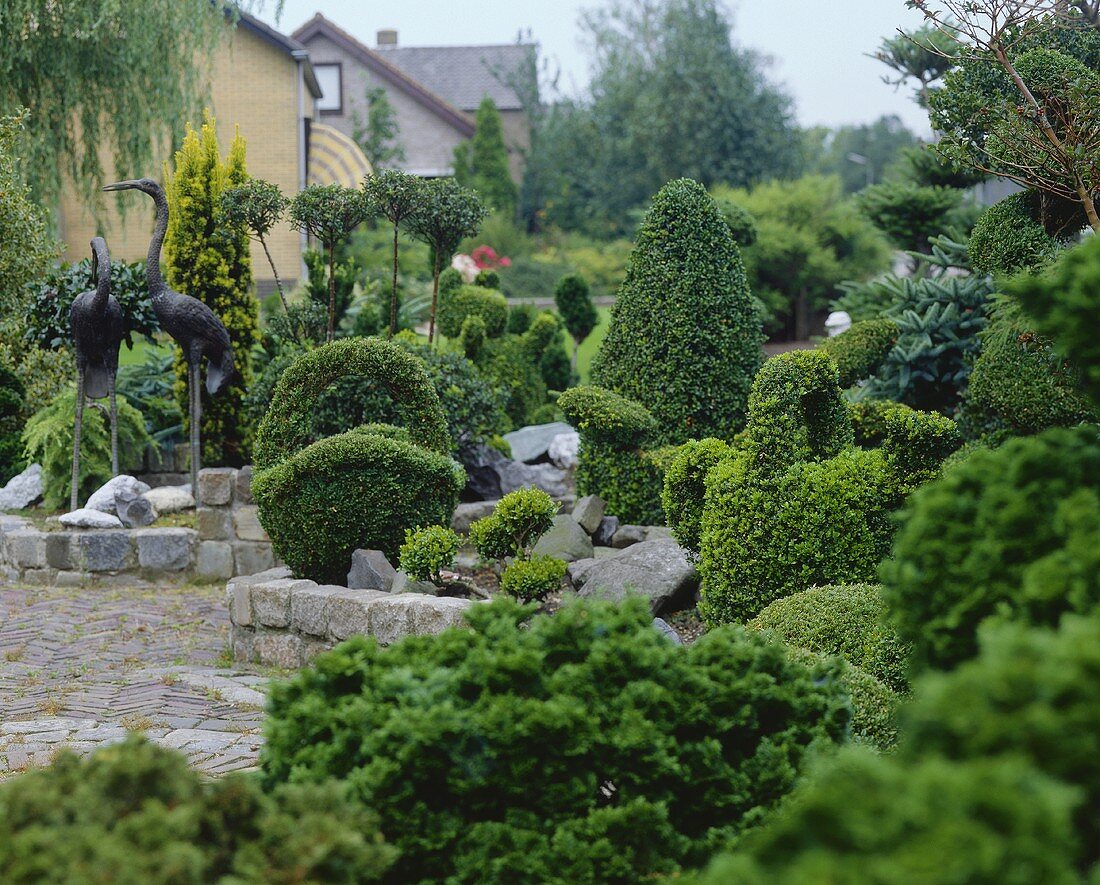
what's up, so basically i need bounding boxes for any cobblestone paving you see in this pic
[0,580,278,779]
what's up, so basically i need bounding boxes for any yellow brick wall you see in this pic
[57,24,306,288]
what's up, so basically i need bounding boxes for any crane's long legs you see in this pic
[71,371,85,512]
[189,362,201,493]
[108,370,119,477]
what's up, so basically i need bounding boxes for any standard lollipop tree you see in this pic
[69,236,125,510]
[103,178,236,492]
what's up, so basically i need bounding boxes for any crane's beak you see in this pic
[103,180,140,192]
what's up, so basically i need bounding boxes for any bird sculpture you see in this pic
[70,236,125,511]
[103,178,235,492]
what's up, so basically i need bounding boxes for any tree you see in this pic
[0,0,241,201]
[351,86,406,170]
[872,22,961,107]
[403,179,487,344]
[554,273,598,370]
[220,178,291,316]
[163,114,258,467]
[289,184,374,342]
[362,170,424,337]
[454,97,517,218]
[808,115,920,194]
[591,178,763,444]
[856,181,964,255]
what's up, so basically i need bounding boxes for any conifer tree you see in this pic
[454,98,517,217]
[164,113,259,466]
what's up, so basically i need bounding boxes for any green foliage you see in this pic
[712,197,758,246]
[23,387,152,511]
[470,315,561,428]
[717,175,891,337]
[437,285,508,339]
[0,368,25,482]
[0,736,394,883]
[261,596,849,882]
[289,184,374,251]
[968,192,1065,277]
[454,97,517,217]
[883,425,1100,672]
[117,348,184,444]
[362,170,424,335]
[499,554,568,602]
[806,115,922,192]
[459,314,486,361]
[700,748,1079,884]
[23,256,157,350]
[164,115,258,466]
[881,404,962,493]
[554,273,598,350]
[220,177,288,240]
[538,328,575,391]
[847,399,895,448]
[468,487,558,560]
[399,525,461,586]
[749,584,910,692]
[592,179,763,444]
[352,87,406,170]
[559,386,664,523]
[0,339,70,418]
[474,268,501,289]
[303,249,358,332]
[818,318,898,387]
[855,181,963,253]
[252,338,462,582]
[872,24,959,108]
[662,438,731,554]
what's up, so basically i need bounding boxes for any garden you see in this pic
[3,0,1100,881]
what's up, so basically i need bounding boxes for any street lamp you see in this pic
[846,152,874,188]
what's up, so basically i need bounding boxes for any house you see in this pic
[292,14,532,183]
[57,10,371,291]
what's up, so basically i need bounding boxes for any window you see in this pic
[315,63,342,113]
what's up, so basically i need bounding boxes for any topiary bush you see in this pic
[499,554,568,602]
[437,284,508,339]
[558,385,664,524]
[818,318,898,388]
[399,525,461,586]
[261,596,849,883]
[591,178,763,445]
[468,487,559,559]
[968,192,1065,277]
[0,736,395,883]
[0,366,25,483]
[880,404,962,493]
[252,338,464,582]
[662,438,732,554]
[847,399,897,447]
[882,425,1100,672]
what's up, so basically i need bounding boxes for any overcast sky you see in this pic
[257,0,933,135]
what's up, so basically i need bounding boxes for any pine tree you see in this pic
[164,112,259,466]
[591,178,764,444]
[454,97,517,218]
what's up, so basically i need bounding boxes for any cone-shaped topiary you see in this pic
[591,178,763,444]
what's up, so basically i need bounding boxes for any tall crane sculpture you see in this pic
[70,236,124,511]
[103,178,236,492]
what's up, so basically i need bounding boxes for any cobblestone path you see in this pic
[0,581,276,779]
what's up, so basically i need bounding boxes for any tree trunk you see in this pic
[571,338,579,372]
[428,251,441,346]
[260,235,290,319]
[326,243,336,343]
[389,223,399,337]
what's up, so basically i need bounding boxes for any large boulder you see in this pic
[573,538,700,615]
[59,508,124,529]
[461,444,571,502]
[85,475,150,513]
[571,495,606,535]
[0,464,43,511]
[548,431,580,469]
[115,488,156,528]
[503,422,574,464]
[531,513,593,563]
[143,485,194,515]
[347,549,398,592]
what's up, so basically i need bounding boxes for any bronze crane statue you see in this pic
[103,178,236,492]
[70,236,125,511]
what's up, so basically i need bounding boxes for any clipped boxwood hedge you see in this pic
[437,284,508,340]
[662,438,732,554]
[818,318,898,388]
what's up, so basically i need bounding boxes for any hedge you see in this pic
[818,318,898,388]
[437,284,508,340]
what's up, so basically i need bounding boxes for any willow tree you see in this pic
[0,1,277,202]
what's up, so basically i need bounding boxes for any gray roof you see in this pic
[374,44,532,112]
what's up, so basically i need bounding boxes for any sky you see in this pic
[256,0,933,135]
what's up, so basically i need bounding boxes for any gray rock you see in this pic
[233,505,268,542]
[390,571,444,595]
[645,526,675,542]
[60,508,124,529]
[593,515,620,547]
[327,588,389,641]
[197,507,232,541]
[115,488,155,528]
[252,630,302,669]
[497,460,571,499]
[593,546,617,559]
[6,529,46,568]
[252,578,311,628]
[85,475,150,513]
[451,500,497,534]
[367,595,474,646]
[532,514,594,563]
[233,541,275,576]
[547,431,580,469]
[143,485,194,515]
[347,549,398,592]
[291,584,343,637]
[567,557,598,588]
[503,422,574,463]
[197,468,235,506]
[195,541,234,580]
[461,444,572,501]
[77,531,133,571]
[300,636,333,665]
[45,533,74,570]
[134,528,194,571]
[0,463,43,511]
[653,617,684,645]
[573,539,700,615]
[234,465,254,505]
[610,524,645,548]
[571,495,606,535]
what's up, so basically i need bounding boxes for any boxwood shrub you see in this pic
[818,318,898,387]
[262,597,849,883]
[968,191,1065,277]
[437,284,508,340]
[662,438,732,554]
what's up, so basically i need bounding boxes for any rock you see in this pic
[85,475,150,513]
[653,617,684,645]
[461,444,572,502]
[593,515,620,547]
[142,485,194,514]
[197,507,232,541]
[197,468,235,506]
[0,464,43,511]
[645,526,674,542]
[573,538,700,615]
[593,546,617,559]
[291,584,343,637]
[77,531,132,571]
[390,571,442,595]
[452,500,497,534]
[234,465,254,505]
[610,524,645,549]
[532,514,594,563]
[326,588,389,641]
[59,508,124,529]
[233,541,275,576]
[252,578,312,628]
[6,529,45,568]
[548,431,580,469]
[196,540,233,580]
[133,528,193,571]
[347,549,398,592]
[367,595,473,646]
[115,488,155,528]
[567,557,598,588]
[498,461,571,499]
[503,422,574,463]
[233,505,268,542]
[571,495,606,535]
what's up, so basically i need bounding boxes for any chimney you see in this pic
[377,29,397,47]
